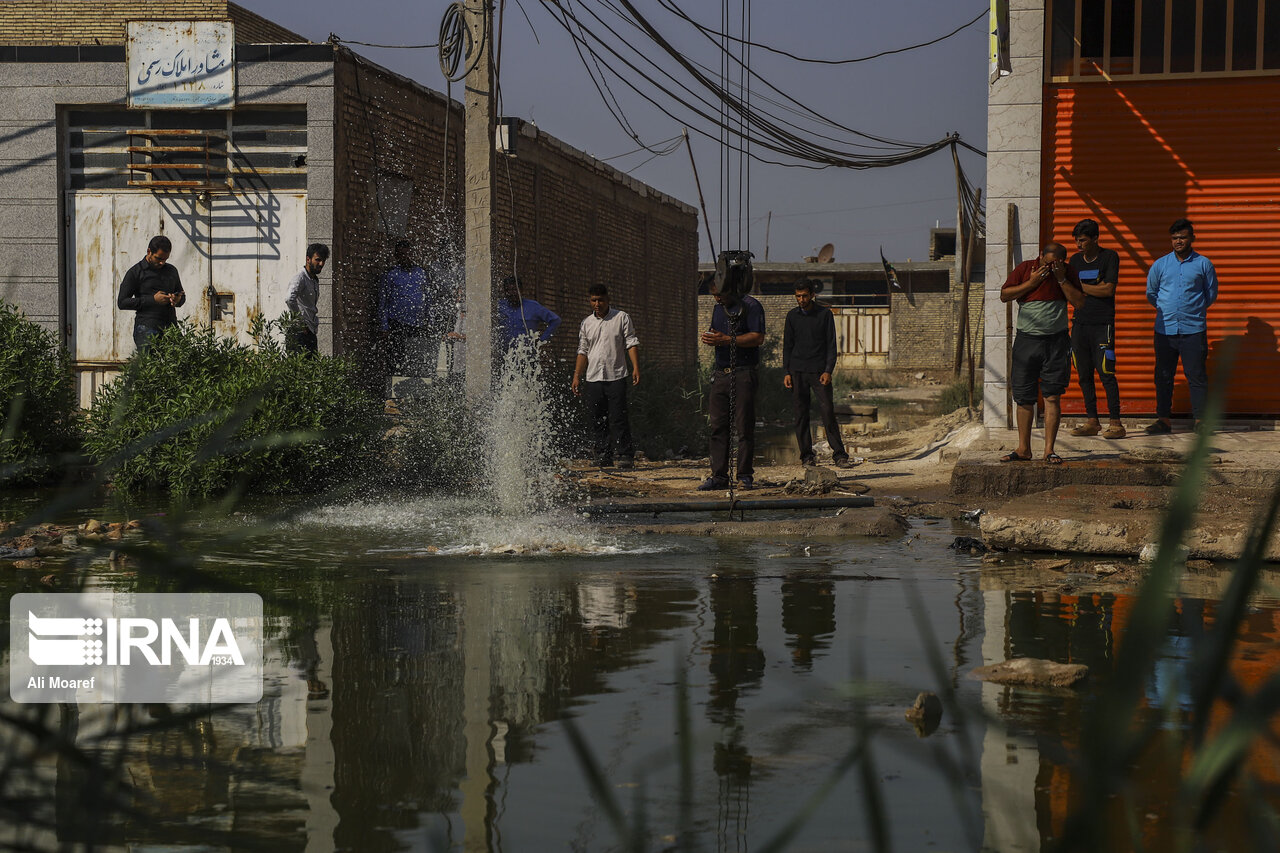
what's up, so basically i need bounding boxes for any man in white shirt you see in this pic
[571,284,640,469]
[284,243,329,355]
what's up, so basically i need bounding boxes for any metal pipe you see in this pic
[577,496,874,515]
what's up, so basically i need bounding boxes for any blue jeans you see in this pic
[1154,331,1208,419]
[133,322,164,352]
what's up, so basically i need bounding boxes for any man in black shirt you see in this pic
[698,289,765,491]
[1067,219,1125,439]
[117,235,185,351]
[783,279,849,467]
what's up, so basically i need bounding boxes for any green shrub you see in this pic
[83,321,382,497]
[934,379,975,414]
[0,300,80,484]
[626,362,708,459]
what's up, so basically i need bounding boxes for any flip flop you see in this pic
[1000,451,1030,462]
[1045,453,1063,465]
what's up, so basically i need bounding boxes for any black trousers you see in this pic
[1154,330,1209,419]
[285,325,318,356]
[708,368,757,480]
[1071,322,1120,419]
[386,321,425,375]
[790,371,847,461]
[584,378,634,463]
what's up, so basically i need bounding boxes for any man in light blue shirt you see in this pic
[1145,218,1218,433]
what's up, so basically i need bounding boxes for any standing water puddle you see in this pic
[3,350,1277,850]
[2,505,1278,851]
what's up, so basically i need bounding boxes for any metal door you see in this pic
[1044,77,1280,416]
[67,190,306,405]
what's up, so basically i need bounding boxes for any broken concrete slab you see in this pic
[952,445,1280,500]
[979,484,1280,561]
[951,452,1180,499]
[972,658,1089,688]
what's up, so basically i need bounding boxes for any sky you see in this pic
[240,0,990,265]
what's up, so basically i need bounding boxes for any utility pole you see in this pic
[464,0,496,402]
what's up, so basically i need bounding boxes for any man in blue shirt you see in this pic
[497,275,560,349]
[1145,218,1218,433]
[378,240,431,375]
[698,289,765,491]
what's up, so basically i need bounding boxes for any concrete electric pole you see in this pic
[463,0,496,402]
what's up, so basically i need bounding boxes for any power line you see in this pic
[329,34,439,49]
[654,3,987,66]
[541,0,957,169]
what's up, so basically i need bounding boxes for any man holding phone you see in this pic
[999,242,1085,464]
[117,235,185,351]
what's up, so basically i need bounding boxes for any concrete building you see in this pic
[984,1,1280,427]
[0,1,697,404]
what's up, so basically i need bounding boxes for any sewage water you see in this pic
[2,497,1279,852]
[4,351,1278,851]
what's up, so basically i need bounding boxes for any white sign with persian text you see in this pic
[127,21,235,109]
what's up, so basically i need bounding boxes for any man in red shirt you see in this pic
[999,243,1085,464]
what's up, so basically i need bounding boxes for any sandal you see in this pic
[1000,451,1031,462]
[1045,453,1063,465]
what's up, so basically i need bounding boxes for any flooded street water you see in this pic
[4,492,1280,852]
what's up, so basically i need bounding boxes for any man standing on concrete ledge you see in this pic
[698,289,765,491]
[999,242,1085,465]
[783,279,849,468]
[1067,219,1125,439]
[571,284,640,470]
[1145,218,1218,434]
[284,243,329,355]
[117,235,185,351]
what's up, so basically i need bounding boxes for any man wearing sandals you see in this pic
[1067,219,1125,439]
[999,243,1085,464]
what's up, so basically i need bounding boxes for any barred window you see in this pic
[1048,0,1280,81]
[66,107,307,191]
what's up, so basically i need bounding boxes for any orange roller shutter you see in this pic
[1043,78,1280,417]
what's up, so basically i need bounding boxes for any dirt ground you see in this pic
[569,404,984,520]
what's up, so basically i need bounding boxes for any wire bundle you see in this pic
[539,0,984,171]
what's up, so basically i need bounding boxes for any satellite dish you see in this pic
[817,243,835,263]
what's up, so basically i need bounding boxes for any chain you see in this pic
[727,305,738,503]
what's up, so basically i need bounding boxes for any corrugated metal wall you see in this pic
[1044,78,1280,416]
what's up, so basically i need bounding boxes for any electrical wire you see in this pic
[601,134,683,161]
[330,35,439,49]
[541,0,963,170]
[654,3,987,66]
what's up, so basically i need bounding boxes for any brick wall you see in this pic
[888,273,986,372]
[491,123,698,375]
[0,1,303,45]
[332,56,697,379]
[332,48,464,362]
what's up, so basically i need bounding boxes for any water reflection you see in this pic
[2,517,1280,850]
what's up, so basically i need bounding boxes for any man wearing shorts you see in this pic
[1000,242,1085,464]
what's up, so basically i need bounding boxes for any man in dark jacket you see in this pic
[783,279,849,467]
[117,235,185,351]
